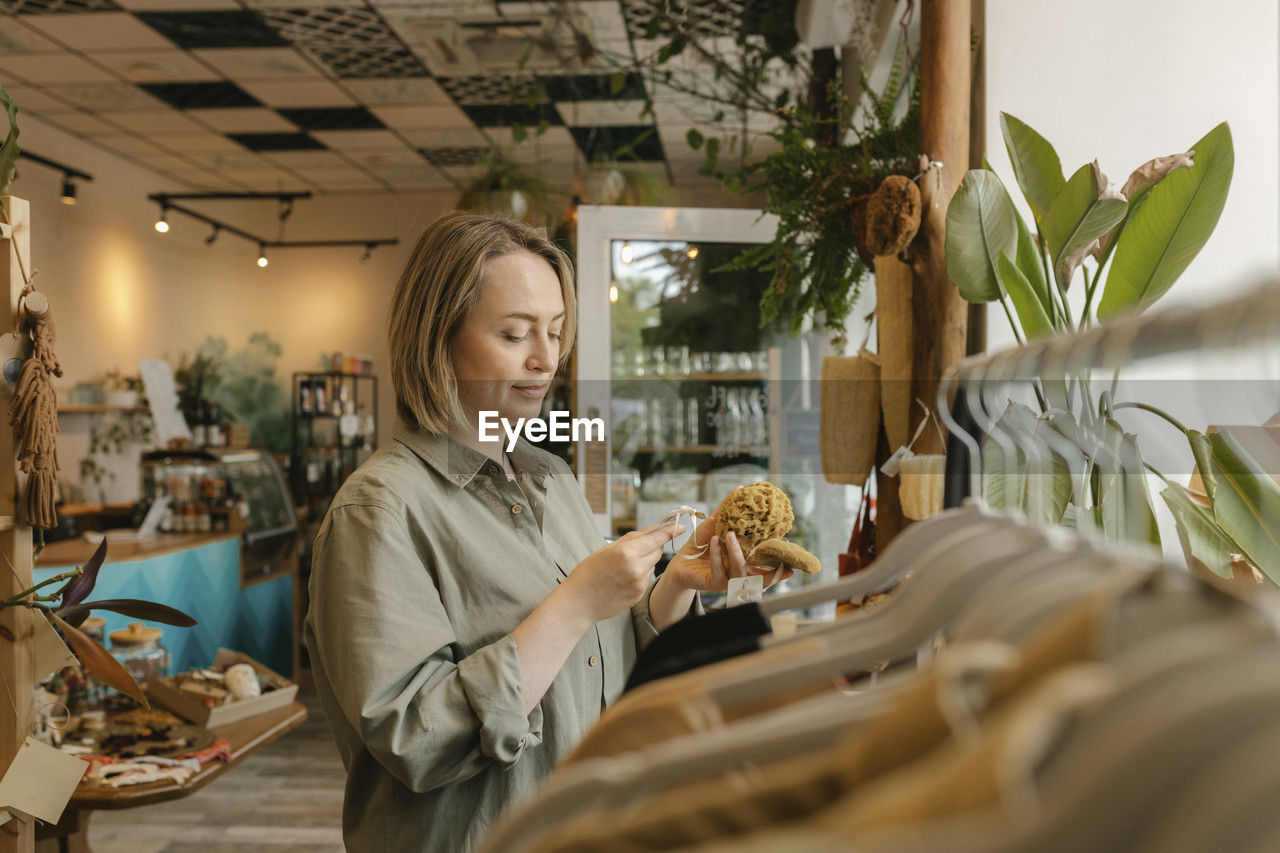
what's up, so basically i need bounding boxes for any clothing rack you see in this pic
[940,274,1280,505]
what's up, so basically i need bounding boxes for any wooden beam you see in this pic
[0,196,35,853]
[910,0,971,454]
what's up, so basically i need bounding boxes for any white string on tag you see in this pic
[661,504,709,558]
[880,399,946,478]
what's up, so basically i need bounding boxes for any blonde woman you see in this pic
[305,211,789,852]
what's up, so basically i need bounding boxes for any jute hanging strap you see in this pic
[9,285,61,530]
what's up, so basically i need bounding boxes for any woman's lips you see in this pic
[513,383,548,399]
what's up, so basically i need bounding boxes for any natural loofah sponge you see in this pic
[715,482,794,556]
[865,174,922,256]
[748,538,822,574]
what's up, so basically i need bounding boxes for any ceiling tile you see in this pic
[1,84,78,113]
[240,0,365,7]
[235,78,355,107]
[342,148,423,168]
[310,129,411,152]
[109,108,211,133]
[148,131,246,152]
[115,0,238,9]
[292,165,374,183]
[556,99,648,127]
[439,164,487,185]
[364,164,451,188]
[461,102,562,128]
[485,124,576,153]
[161,168,248,190]
[278,106,383,130]
[218,167,309,191]
[369,103,472,129]
[257,6,398,45]
[22,11,176,49]
[179,150,270,169]
[0,52,117,84]
[541,72,645,102]
[1,0,121,12]
[192,47,322,79]
[87,49,221,82]
[136,150,198,171]
[260,149,350,169]
[396,126,488,148]
[137,10,288,49]
[95,132,163,154]
[42,110,121,134]
[438,73,541,106]
[40,82,166,109]
[571,124,665,162]
[419,146,486,167]
[340,77,448,106]
[228,131,326,151]
[187,106,297,133]
[302,42,429,79]
[141,80,260,109]
[0,19,63,53]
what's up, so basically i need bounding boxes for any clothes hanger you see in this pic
[761,349,1019,618]
[710,523,1060,709]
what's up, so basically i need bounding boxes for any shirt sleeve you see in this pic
[629,572,705,652]
[306,502,543,793]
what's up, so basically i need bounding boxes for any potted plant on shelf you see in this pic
[102,368,143,410]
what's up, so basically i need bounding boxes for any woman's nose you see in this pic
[526,334,556,372]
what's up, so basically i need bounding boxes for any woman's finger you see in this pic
[724,531,747,575]
[678,514,716,557]
[634,521,685,553]
[708,533,725,578]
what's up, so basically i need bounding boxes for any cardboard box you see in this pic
[146,649,297,728]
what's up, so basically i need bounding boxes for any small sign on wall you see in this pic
[138,358,191,445]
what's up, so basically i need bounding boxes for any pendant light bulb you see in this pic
[154,209,169,233]
[620,241,634,264]
[257,246,269,268]
[60,178,77,205]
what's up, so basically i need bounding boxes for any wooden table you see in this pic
[36,702,307,851]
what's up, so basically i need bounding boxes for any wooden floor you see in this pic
[90,681,346,852]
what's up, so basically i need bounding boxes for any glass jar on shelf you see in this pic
[108,622,170,686]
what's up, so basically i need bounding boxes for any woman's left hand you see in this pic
[664,512,794,593]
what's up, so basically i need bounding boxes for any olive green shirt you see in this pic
[305,423,666,852]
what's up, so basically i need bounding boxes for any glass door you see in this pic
[576,206,858,587]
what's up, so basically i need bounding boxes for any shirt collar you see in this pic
[393,419,551,488]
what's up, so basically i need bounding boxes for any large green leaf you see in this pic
[1098,122,1234,318]
[1013,204,1054,324]
[1042,162,1127,287]
[979,402,1072,524]
[997,252,1052,339]
[1188,429,1216,503]
[1161,483,1240,579]
[946,170,1018,303]
[999,113,1065,224]
[1096,418,1160,546]
[1025,418,1073,525]
[1207,430,1280,584]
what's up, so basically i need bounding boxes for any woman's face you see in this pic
[450,250,565,430]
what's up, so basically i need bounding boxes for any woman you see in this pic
[305,211,790,852]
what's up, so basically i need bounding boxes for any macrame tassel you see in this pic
[9,290,62,529]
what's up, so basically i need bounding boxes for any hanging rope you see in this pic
[10,285,61,529]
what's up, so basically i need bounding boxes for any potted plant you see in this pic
[456,148,564,229]
[102,368,143,410]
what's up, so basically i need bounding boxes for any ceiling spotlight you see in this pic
[205,224,220,246]
[686,246,699,260]
[360,243,374,263]
[154,209,169,233]
[278,198,294,223]
[257,245,269,268]
[59,178,77,205]
[620,241,634,264]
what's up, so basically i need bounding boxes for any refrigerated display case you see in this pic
[576,206,861,588]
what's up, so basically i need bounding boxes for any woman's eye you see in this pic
[503,333,528,342]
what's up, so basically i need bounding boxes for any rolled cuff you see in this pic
[630,575,704,652]
[455,634,544,767]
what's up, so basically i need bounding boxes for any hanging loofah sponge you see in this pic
[714,482,795,557]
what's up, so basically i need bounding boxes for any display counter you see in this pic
[35,531,296,678]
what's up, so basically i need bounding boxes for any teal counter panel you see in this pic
[36,538,293,677]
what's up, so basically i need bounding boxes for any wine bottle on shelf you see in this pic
[192,400,207,447]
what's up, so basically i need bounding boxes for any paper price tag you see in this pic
[726,574,764,608]
[0,737,87,824]
[33,612,78,684]
[880,445,915,478]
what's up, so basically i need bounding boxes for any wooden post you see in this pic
[0,196,35,853]
[876,0,972,547]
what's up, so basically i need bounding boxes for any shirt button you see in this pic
[455,474,467,484]
[511,504,523,514]
[588,656,598,667]
[489,464,500,476]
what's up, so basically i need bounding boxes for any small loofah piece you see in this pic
[714,482,794,557]
[865,174,922,256]
[748,538,822,575]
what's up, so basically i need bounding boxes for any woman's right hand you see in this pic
[564,520,685,624]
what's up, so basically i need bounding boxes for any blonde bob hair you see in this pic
[389,210,576,434]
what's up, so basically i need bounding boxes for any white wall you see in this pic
[9,113,749,503]
[984,0,1280,342]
